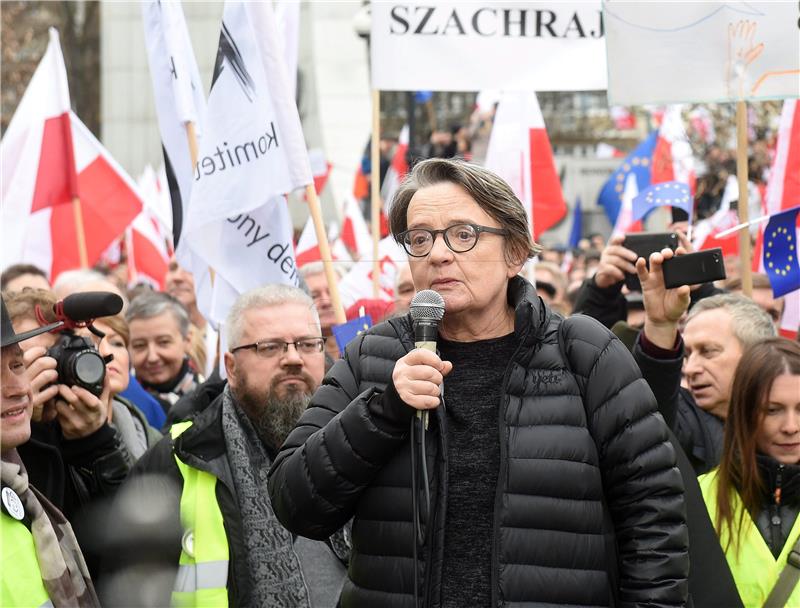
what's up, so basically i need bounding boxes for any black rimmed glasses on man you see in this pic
[231,338,326,358]
[397,223,509,257]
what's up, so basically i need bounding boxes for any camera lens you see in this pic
[73,351,105,386]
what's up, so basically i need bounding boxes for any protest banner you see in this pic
[371,1,606,91]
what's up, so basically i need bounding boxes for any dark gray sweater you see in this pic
[438,333,518,607]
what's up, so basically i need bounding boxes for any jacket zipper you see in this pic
[770,464,784,554]
[423,394,446,608]
[491,309,531,608]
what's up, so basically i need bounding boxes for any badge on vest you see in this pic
[1,487,25,521]
[182,529,195,558]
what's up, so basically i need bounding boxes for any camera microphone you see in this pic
[55,291,124,323]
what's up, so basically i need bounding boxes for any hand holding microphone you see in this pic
[392,290,451,417]
[392,349,452,411]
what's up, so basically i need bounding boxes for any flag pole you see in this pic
[736,101,753,297]
[186,122,199,170]
[371,89,381,299]
[306,184,347,325]
[72,197,89,268]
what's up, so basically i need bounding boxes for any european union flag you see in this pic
[764,206,800,298]
[597,132,657,226]
[632,181,693,223]
[332,315,373,355]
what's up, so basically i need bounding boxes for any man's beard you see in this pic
[233,369,315,451]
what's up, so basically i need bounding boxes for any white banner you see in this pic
[371,1,606,92]
[182,0,311,324]
[605,1,800,105]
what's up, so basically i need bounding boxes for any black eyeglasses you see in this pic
[397,223,509,257]
[231,338,325,358]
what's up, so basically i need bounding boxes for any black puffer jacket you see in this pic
[269,276,688,607]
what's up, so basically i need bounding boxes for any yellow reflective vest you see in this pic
[699,468,800,608]
[170,422,230,608]
[1,510,53,607]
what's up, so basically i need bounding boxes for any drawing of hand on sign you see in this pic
[725,20,764,98]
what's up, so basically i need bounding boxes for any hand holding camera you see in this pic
[53,379,111,440]
[23,346,59,423]
[636,247,692,350]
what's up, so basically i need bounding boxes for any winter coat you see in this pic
[269,275,689,607]
[632,334,724,474]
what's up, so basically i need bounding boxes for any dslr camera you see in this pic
[36,291,125,397]
[47,331,107,397]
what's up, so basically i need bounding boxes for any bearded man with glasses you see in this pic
[107,285,347,607]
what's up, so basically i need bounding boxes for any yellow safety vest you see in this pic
[170,422,230,608]
[699,468,800,608]
[1,510,53,607]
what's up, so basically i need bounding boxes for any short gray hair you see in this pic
[388,158,542,264]
[126,291,191,338]
[226,284,319,350]
[687,293,776,347]
[298,261,343,280]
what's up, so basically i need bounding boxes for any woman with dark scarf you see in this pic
[126,292,203,418]
[700,338,800,607]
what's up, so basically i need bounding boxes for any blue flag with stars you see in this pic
[764,206,800,298]
[632,181,693,223]
[332,315,373,355]
[597,132,657,226]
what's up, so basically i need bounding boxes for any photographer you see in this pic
[4,289,132,575]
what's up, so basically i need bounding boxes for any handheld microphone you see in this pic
[409,290,445,429]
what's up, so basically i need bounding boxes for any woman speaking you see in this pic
[269,158,688,607]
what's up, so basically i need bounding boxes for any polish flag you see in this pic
[1,28,78,271]
[48,113,143,281]
[295,215,337,268]
[307,148,332,197]
[485,91,566,240]
[381,125,409,214]
[340,193,371,258]
[337,236,407,307]
[126,208,170,290]
[651,105,696,194]
[611,173,643,238]
[693,176,741,258]
[753,99,800,339]
[3,108,142,281]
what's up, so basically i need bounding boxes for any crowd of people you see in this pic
[2,156,799,607]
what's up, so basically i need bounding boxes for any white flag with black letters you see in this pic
[182,0,312,317]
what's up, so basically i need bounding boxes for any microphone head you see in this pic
[60,291,124,322]
[410,289,445,322]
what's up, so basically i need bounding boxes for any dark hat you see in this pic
[1,295,53,348]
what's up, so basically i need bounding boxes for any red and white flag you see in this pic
[0,30,143,281]
[337,236,406,307]
[485,91,566,240]
[340,193,371,259]
[753,99,800,339]
[381,124,409,214]
[651,105,696,193]
[126,208,170,290]
[611,173,643,238]
[1,28,78,272]
[295,215,323,268]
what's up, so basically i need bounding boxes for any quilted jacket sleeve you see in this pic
[561,315,689,607]
[268,330,414,540]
